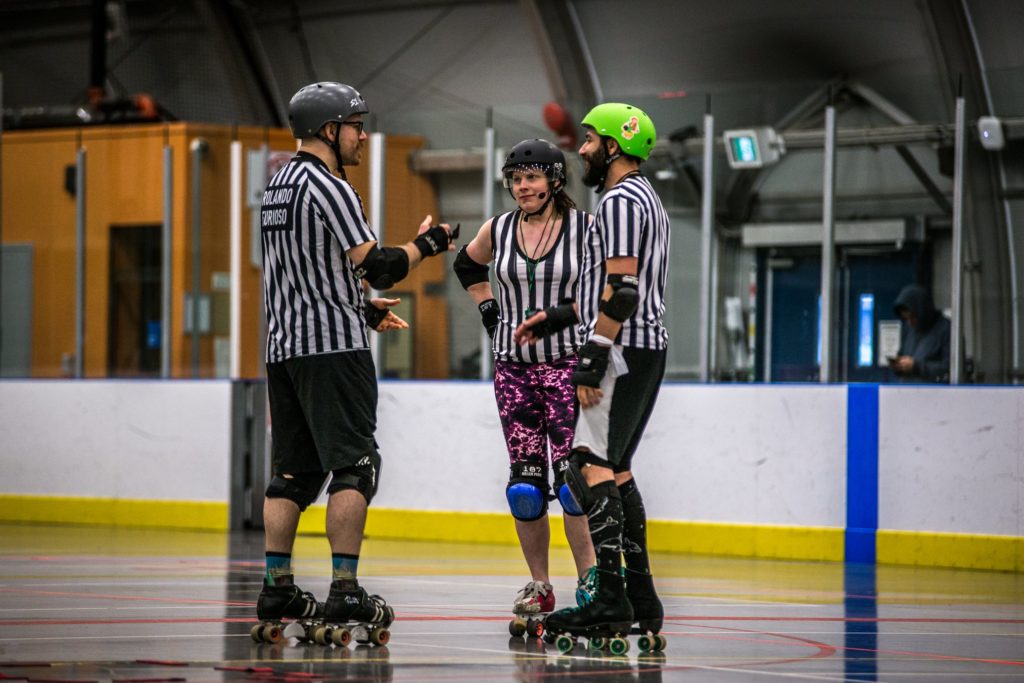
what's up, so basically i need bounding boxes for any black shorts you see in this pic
[573,347,666,472]
[266,350,379,474]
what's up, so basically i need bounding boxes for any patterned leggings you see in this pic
[493,355,578,469]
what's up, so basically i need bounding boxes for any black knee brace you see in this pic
[563,449,612,514]
[265,471,329,511]
[327,452,382,504]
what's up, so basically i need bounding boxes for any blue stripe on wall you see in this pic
[846,384,879,563]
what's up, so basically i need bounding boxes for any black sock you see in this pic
[619,478,652,575]
[587,481,624,575]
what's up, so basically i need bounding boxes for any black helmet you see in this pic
[501,138,566,188]
[288,82,369,139]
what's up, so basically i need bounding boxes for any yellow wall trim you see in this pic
[0,494,228,531]
[7,496,1019,571]
[301,506,845,562]
[877,529,1024,572]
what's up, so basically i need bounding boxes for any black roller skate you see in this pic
[509,581,554,638]
[308,579,395,647]
[543,567,634,656]
[626,567,667,653]
[250,576,324,644]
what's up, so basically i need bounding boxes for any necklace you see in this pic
[519,208,558,314]
[615,170,641,186]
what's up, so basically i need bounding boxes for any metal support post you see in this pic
[161,145,173,377]
[480,108,496,380]
[819,103,837,383]
[699,106,715,383]
[368,132,386,376]
[950,92,966,385]
[75,148,87,378]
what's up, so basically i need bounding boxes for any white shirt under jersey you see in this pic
[491,207,590,363]
[578,173,670,350]
[261,152,376,362]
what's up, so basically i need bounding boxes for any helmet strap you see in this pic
[316,123,346,177]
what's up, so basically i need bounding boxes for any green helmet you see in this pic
[581,103,656,160]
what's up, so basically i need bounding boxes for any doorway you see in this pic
[108,225,162,377]
[763,246,926,382]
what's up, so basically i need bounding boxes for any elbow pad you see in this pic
[354,245,410,290]
[600,274,639,322]
[453,246,490,289]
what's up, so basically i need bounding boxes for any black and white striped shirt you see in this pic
[578,174,670,350]
[262,152,375,362]
[491,208,590,363]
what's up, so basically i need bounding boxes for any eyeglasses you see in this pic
[341,120,366,134]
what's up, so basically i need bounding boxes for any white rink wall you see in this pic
[1,380,1021,539]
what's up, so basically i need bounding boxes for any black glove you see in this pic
[571,340,610,388]
[364,301,388,330]
[413,223,459,257]
[478,299,499,338]
[528,300,578,339]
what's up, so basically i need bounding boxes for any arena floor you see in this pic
[0,523,1021,682]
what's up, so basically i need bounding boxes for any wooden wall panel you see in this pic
[1,130,79,377]
[2,125,446,379]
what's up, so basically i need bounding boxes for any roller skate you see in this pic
[305,579,395,647]
[543,567,634,656]
[250,576,324,644]
[508,580,554,638]
[626,567,667,653]
[575,566,597,607]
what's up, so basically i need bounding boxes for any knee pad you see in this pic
[327,452,382,505]
[553,460,583,516]
[506,463,548,521]
[266,471,328,512]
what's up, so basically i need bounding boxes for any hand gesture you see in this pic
[414,215,459,256]
[514,309,548,345]
[368,297,409,332]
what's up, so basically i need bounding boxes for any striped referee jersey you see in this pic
[578,173,671,350]
[261,152,376,362]
[491,207,590,363]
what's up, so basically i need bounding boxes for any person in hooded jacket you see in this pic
[889,284,950,383]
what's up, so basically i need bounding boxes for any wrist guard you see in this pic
[414,223,457,257]
[364,301,389,330]
[529,300,578,338]
[479,299,499,338]
[571,340,610,388]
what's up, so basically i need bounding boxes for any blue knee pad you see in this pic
[506,483,547,521]
[558,483,583,516]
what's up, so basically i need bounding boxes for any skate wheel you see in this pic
[654,634,667,651]
[526,618,544,638]
[509,617,526,637]
[250,624,264,642]
[264,624,283,644]
[609,637,629,656]
[331,626,352,647]
[638,634,654,652]
[313,625,331,645]
[555,634,575,654]
[588,636,607,651]
[370,626,390,646]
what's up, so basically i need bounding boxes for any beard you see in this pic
[581,144,609,187]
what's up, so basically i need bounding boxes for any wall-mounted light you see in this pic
[723,127,785,169]
[977,116,1005,151]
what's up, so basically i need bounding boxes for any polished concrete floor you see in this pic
[0,522,1021,682]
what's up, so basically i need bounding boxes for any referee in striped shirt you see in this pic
[256,82,455,628]
[516,103,668,642]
